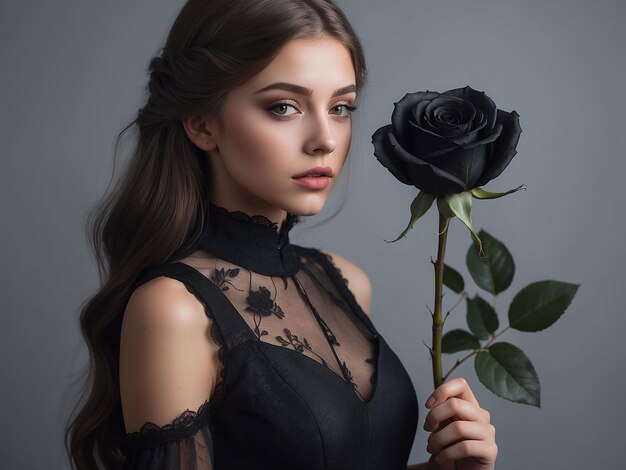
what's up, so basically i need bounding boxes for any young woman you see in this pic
[65,1,497,469]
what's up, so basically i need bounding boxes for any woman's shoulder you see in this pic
[125,275,208,327]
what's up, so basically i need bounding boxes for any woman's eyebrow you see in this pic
[254,82,356,97]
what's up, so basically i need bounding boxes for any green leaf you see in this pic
[466,295,499,340]
[470,184,527,200]
[443,264,464,294]
[474,342,540,407]
[466,229,515,295]
[436,192,485,257]
[385,190,436,243]
[508,280,580,332]
[441,329,480,353]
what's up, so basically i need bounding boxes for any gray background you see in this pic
[1,0,624,468]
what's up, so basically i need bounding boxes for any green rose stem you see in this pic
[428,185,525,386]
[432,207,472,470]
[431,209,449,388]
[429,209,462,470]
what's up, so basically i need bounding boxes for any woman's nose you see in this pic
[304,108,337,155]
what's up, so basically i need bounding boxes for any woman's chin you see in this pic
[287,197,328,217]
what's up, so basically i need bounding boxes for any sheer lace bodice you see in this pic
[113,201,418,470]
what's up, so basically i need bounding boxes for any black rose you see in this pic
[372,85,522,196]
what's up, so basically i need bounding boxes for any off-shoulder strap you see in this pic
[298,246,378,338]
[130,262,257,347]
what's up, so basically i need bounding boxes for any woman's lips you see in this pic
[292,175,330,189]
[293,166,333,178]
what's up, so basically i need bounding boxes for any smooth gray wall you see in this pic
[1,0,624,468]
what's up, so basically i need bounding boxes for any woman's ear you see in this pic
[181,113,220,152]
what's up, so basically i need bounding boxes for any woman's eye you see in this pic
[331,104,358,118]
[267,102,298,117]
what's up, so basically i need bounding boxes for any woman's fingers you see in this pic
[423,397,490,432]
[425,377,479,409]
[435,439,498,466]
[426,420,495,456]
[422,377,497,469]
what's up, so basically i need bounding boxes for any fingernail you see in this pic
[425,395,436,407]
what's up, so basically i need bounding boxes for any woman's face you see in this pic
[202,35,357,223]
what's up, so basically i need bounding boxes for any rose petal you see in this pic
[387,131,467,195]
[371,124,412,185]
[425,95,475,138]
[442,86,498,140]
[450,109,488,146]
[421,144,488,189]
[461,123,502,150]
[475,110,522,187]
[407,119,460,162]
[414,99,433,129]
[392,91,440,144]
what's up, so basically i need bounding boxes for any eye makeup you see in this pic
[264,101,358,119]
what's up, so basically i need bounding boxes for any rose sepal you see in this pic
[436,192,486,258]
[384,190,437,243]
[470,184,527,200]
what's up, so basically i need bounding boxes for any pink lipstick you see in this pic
[292,166,333,190]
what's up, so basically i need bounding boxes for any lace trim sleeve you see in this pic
[115,399,212,455]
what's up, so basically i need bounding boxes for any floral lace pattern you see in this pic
[186,249,378,404]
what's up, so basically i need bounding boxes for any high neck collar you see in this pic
[197,201,302,276]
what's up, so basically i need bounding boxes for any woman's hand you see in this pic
[423,377,497,470]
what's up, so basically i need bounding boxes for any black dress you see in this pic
[113,201,419,469]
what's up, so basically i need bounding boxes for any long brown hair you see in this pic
[63,0,367,468]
